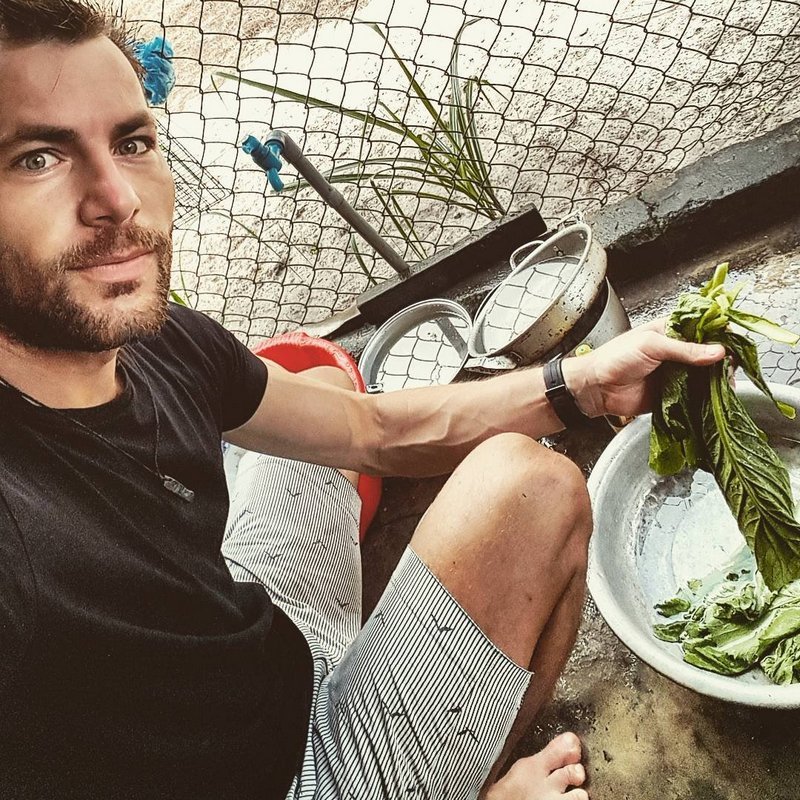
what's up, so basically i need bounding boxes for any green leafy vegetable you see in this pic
[653,619,688,643]
[649,263,800,590]
[654,597,692,617]
[762,632,800,685]
[684,578,800,676]
[653,569,800,682]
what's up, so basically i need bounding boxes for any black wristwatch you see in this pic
[543,357,588,428]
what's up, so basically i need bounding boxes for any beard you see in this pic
[0,226,173,352]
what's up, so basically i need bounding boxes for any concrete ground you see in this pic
[358,213,800,800]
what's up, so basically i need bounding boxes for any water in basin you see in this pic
[635,437,800,609]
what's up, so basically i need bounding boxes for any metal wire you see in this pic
[123,0,800,342]
[157,119,229,226]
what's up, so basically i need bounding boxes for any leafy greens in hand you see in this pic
[649,263,800,590]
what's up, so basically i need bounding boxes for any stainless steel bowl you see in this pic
[468,223,607,363]
[587,380,800,708]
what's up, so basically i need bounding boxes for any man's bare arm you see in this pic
[224,323,726,478]
[223,357,564,477]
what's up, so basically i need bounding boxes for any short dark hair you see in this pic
[0,0,143,80]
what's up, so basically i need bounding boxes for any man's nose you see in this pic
[78,155,141,227]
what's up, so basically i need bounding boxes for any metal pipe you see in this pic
[263,129,411,278]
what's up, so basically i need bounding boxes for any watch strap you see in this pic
[543,357,587,428]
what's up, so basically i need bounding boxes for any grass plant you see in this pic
[215,20,506,268]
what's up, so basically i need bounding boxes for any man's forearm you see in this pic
[231,322,726,479]
[369,364,576,477]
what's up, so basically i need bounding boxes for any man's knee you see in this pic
[456,433,592,554]
[461,433,589,513]
[412,433,591,668]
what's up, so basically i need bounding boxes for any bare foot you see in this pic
[485,733,588,800]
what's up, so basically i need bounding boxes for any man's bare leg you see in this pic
[410,433,592,800]
[296,374,590,796]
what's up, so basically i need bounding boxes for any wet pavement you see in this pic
[359,213,800,800]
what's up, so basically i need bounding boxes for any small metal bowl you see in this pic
[358,299,474,393]
[588,380,800,708]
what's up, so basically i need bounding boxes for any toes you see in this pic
[489,739,587,800]
[539,732,583,772]
[551,762,586,790]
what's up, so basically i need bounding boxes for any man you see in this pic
[0,2,726,798]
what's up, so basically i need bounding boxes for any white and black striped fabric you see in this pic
[223,451,533,800]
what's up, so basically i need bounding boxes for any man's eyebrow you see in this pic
[0,113,157,153]
[0,124,77,152]
[110,113,157,141]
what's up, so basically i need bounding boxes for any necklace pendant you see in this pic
[163,475,195,503]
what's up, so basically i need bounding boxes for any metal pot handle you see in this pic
[463,352,521,374]
[555,209,585,230]
[509,240,544,272]
[508,212,586,271]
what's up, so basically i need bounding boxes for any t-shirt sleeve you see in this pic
[164,304,269,432]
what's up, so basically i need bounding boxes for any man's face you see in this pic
[0,35,175,352]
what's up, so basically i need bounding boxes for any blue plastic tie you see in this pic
[133,36,175,106]
[242,135,285,192]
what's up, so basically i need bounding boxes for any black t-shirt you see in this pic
[0,304,313,799]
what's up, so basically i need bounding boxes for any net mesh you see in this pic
[121,0,800,343]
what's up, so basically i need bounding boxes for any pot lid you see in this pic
[358,299,473,393]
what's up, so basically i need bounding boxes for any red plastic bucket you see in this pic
[252,332,382,540]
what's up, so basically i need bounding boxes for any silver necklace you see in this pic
[0,353,195,503]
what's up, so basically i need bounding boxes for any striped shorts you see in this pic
[222,451,533,800]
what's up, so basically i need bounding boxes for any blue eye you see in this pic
[19,151,58,172]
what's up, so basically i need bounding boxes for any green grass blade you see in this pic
[348,235,378,286]
[218,16,508,251]
[444,21,504,215]
[459,80,505,215]
[385,188,497,217]
[387,191,429,260]
[370,182,426,261]
[214,71,406,138]
[376,100,460,178]
[365,23,462,153]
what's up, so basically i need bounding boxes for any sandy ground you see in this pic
[121,0,800,340]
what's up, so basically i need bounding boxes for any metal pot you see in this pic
[467,222,607,365]
[358,222,628,393]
